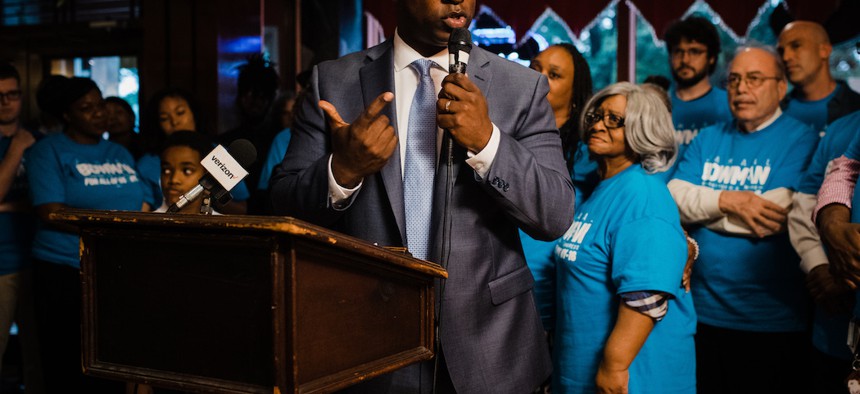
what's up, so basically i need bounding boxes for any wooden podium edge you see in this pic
[82,361,270,393]
[53,209,448,279]
[297,347,435,394]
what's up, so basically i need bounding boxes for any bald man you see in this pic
[780,21,860,393]
[778,21,860,136]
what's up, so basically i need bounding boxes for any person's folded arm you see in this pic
[788,192,829,273]
[667,179,724,224]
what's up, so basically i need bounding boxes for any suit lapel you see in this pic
[468,48,493,106]
[360,42,407,245]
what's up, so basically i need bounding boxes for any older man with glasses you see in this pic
[667,46,818,393]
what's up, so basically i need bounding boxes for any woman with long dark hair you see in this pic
[524,43,596,335]
[137,88,249,213]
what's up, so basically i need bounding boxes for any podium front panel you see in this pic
[290,240,434,392]
[82,228,278,393]
[62,210,446,394]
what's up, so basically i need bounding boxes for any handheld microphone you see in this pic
[448,28,472,74]
[167,139,257,213]
[435,27,473,394]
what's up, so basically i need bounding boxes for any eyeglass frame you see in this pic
[0,90,22,102]
[584,111,626,129]
[670,47,708,59]
[726,73,782,89]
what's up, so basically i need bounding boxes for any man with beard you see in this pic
[657,16,732,181]
[270,0,575,392]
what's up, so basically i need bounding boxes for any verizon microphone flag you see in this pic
[201,144,249,191]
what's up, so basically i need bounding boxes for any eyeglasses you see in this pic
[0,90,22,102]
[584,112,625,129]
[671,48,707,58]
[726,74,781,89]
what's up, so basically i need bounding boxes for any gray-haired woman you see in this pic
[553,82,696,393]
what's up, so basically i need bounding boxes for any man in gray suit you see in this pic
[270,0,575,392]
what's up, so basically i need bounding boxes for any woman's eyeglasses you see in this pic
[584,112,625,129]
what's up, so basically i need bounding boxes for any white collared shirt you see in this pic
[746,107,783,132]
[328,29,500,206]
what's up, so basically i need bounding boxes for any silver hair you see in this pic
[729,42,786,80]
[579,82,677,173]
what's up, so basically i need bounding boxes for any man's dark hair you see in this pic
[644,75,671,91]
[0,63,21,84]
[664,16,721,74]
[105,96,135,121]
[237,54,278,100]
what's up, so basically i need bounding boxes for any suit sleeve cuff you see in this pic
[327,155,362,210]
[465,123,500,179]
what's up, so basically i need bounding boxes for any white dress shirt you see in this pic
[328,30,501,207]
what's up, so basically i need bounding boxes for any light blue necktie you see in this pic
[404,59,437,260]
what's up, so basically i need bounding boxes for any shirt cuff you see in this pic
[701,188,724,218]
[465,123,500,180]
[327,155,362,210]
[798,247,830,274]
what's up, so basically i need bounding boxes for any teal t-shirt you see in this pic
[797,111,860,194]
[258,128,291,190]
[26,133,145,268]
[0,131,37,274]
[653,87,733,183]
[798,111,860,359]
[673,115,817,332]
[784,85,840,138]
[554,165,695,394]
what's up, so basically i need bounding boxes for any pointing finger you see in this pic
[357,92,395,127]
[319,100,348,130]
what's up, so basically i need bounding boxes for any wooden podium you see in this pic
[53,209,447,394]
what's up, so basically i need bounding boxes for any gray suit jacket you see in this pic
[271,40,575,393]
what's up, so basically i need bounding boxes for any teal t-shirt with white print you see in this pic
[26,133,145,267]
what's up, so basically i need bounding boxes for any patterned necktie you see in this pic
[404,59,437,260]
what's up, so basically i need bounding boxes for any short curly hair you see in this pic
[664,16,722,75]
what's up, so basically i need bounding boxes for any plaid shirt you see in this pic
[813,155,860,222]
